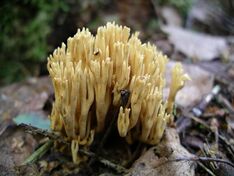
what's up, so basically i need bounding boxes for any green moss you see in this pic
[0,0,69,84]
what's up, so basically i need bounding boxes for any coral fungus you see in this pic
[47,22,189,162]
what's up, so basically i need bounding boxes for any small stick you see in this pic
[99,89,130,150]
[197,161,216,176]
[176,85,220,133]
[173,157,234,168]
[98,158,127,173]
[19,123,69,145]
[88,107,119,168]
[22,140,53,165]
[125,142,143,168]
[80,149,127,173]
[20,123,127,173]
[217,134,234,159]
[181,111,234,159]
[98,108,118,150]
[186,112,210,129]
[183,113,234,160]
[215,75,234,96]
[156,156,234,168]
[192,85,220,117]
[216,94,234,115]
[88,91,131,171]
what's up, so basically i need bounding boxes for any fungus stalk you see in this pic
[167,63,190,124]
[47,22,189,163]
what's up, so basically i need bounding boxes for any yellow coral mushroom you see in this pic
[167,63,190,124]
[47,22,188,163]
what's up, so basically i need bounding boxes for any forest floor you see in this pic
[0,0,234,175]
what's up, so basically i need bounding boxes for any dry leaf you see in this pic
[0,77,53,122]
[162,26,228,61]
[129,128,195,176]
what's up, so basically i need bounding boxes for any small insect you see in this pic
[93,49,100,56]
[120,89,130,107]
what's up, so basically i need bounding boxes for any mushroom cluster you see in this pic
[47,22,189,162]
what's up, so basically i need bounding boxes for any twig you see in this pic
[88,92,130,172]
[176,85,220,133]
[125,142,143,168]
[197,161,216,176]
[99,89,130,150]
[202,143,218,170]
[156,156,234,168]
[217,134,234,159]
[191,85,220,117]
[20,123,127,173]
[88,106,120,170]
[89,91,131,167]
[185,115,234,161]
[215,75,234,96]
[98,108,118,150]
[216,94,234,115]
[19,123,69,145]
[22,140,53,165]
[80,149,127,173]
[186,112,210,129]
[98,158,127,173]
[183,112,234,160]
[181,109,234,159]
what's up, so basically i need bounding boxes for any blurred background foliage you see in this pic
[158,0,193,17]
[0,0,69,84]
[0,0,113,85]
[0,0,193,85]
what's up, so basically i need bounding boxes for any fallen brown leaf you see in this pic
[129,128,195,176]
[162,26,229,61]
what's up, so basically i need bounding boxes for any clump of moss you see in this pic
[0,0,69,84]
